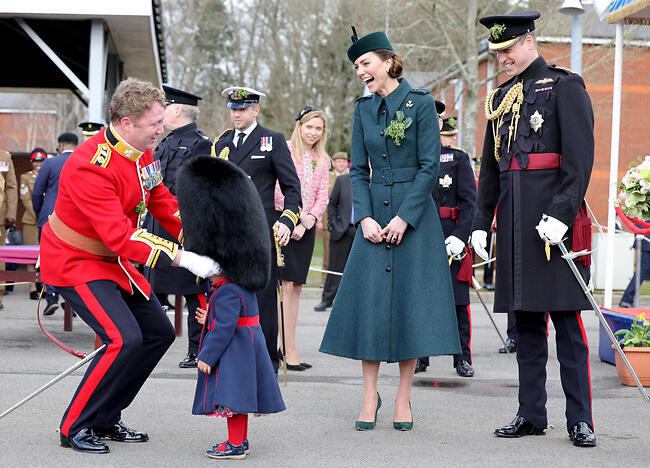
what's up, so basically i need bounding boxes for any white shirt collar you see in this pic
[236,121,257,139]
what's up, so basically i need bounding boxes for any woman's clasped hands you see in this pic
[360,215,407,245]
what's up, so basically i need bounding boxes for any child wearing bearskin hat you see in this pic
[176,155,285,460]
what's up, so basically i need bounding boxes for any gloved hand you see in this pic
[445,235,465,257]
[535,214,568,244]
[471,230,489,261]
[178,251,222,278]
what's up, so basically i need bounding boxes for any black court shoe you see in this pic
[414,359,428,374]
[60,428,109,454]
[494,415,545,438]
[569,422,597,447]
[93,420,149,442]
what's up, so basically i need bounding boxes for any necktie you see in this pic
[235,132,244,148]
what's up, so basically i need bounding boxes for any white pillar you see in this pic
[604,22,624,308]
[571,14,583,75]
[455,79,464,147]
[88,19,107,123]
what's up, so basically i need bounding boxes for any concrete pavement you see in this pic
[0,284,648,467]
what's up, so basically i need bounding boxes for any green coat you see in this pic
[319,79,460,362]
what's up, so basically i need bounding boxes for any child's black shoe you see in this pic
[207,441,247,459]
[211,439,249,454]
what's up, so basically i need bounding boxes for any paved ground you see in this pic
[0,284,648,467]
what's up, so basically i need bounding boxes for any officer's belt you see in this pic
[502,153,560,172]
[439,206,459,220]
[371,167,418,186]
[237,316,259,327]
[48,211,117,258]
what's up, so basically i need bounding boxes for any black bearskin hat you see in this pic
[175,156,271,291]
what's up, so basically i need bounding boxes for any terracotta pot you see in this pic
[613,345,650,387]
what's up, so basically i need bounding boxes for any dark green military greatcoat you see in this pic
[319,78,460,362]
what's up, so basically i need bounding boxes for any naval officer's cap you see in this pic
[79,121,104,136]
[222,87,266,109]
[479,10,540,51]
[162,85,203,106]
[440,117,459,136]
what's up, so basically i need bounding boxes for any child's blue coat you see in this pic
[192,281,285,415]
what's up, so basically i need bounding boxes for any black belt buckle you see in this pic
[382,168,393,185]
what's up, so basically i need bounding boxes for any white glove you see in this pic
[471,230,489,261]
[535,214,568,244]
[178,251,222,278]
[445,235,465,257]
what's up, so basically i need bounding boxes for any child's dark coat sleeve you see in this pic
[197,287,240,369]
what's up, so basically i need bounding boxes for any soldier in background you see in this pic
[79,122,104,142]
[0,147,18,310]
[20,148,46,299]
[144,85,212,368]
[33,132,79,315]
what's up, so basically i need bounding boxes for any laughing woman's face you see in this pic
[354,52,393,97]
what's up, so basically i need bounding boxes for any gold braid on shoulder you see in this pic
[484,82,524,162]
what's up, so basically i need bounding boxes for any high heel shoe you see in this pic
[393,401,413,431]
[355,393,381,431]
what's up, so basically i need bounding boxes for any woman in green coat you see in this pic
[319,30,460,431]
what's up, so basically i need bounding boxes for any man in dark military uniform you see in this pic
[144,85,212,368]
[79,121,105,142]
[471,11,596,447]
[416,103,476,377]
[211,86,301,372]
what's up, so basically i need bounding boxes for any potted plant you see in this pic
[613,313,650,386]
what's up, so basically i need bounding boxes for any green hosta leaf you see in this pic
[404,117,413,129]
[395,110,404,121]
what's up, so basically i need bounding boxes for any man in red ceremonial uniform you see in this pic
[40,78,221,454]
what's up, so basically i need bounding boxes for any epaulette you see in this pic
[356,95,372,102]
[549,64,573,75]
[410,88,429,95]
[90,143,111,168]
[215,128,233,142]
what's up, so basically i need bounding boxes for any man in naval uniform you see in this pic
[144,85,212,368]
[211,86,301,372]
[471,11,596,447]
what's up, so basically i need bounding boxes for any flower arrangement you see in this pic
[384,110,412,146]
[615,313,650,347]
[618,155,650,219]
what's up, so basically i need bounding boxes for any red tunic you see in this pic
[40,126,183,298]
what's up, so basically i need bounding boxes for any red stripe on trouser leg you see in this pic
[467,305,472,362]
[575,311,594,428]
[227,414,248,446]
[60,284,123,436]
[546,313,550,338]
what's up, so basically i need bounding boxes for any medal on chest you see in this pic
[260,136,273,152]
[140,160,163,191]
[440,153,454,163]
[529,110,544,133]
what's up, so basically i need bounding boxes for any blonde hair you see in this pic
[109,77,165,123]
[290,110,329,167]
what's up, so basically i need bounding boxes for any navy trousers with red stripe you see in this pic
[57,280,175,437]
[515,310,593,432]
[453,304,472,365]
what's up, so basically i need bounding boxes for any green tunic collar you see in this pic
[369,78,412,122]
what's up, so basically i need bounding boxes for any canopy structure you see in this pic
[0,0,166,123]
[603,0,650,307]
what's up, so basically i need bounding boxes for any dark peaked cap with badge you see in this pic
[222,86,266,109]
[162,85,203,106]
[479,10,540,51]
[78,121,104,136]
[175,156,272,291]
[440,117,459,136]
[347,27,393,62]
